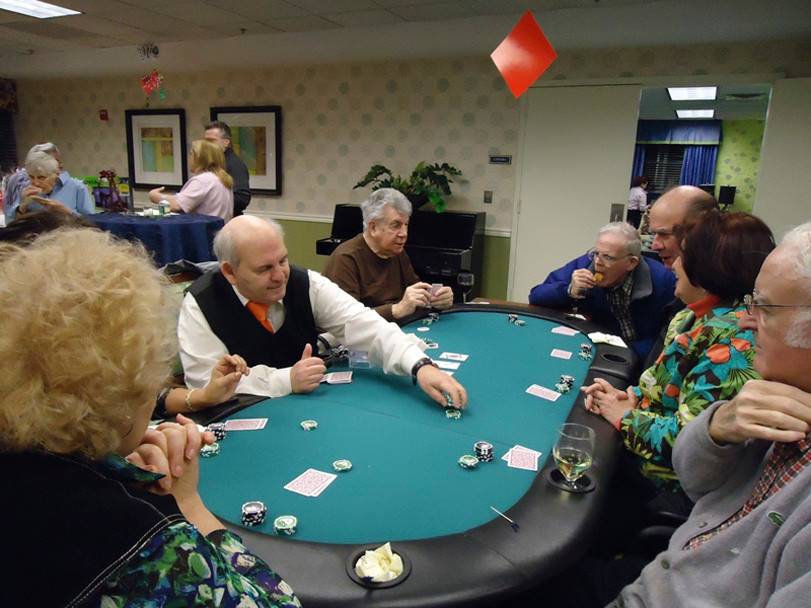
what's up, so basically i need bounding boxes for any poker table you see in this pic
[195,304,637,607]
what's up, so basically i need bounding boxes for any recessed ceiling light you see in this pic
[0,0,80,18]
[676,109,715,119]
[668,87,717,101]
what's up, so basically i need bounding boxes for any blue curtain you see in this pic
[636,120,722,144]
[631,144,645,181]
[680,145,718,186]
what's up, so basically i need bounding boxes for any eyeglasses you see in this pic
[743,293,811,315]
[587,248,634,264]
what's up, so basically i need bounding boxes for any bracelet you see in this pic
[185,388,197,412]
[411,357,438,385]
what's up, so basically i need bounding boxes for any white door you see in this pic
[509,84,642,302]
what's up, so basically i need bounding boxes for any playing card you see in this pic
[440,352,469,361]
[525,384,561,401]
[507,449,540,471]
[436,360,461,370]
[550,349,572,360]
[325,371,353,384]
[224,418,268,431]
[552,326,580,336]
[430,283,442,296]
[284,468,337,497]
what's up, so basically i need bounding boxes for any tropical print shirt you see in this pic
[620,298,760,491]
[97,456,301,608]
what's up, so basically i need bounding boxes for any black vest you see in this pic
[189,266,318,369]
[0,451,185,607]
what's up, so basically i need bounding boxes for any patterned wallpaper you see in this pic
[12,37,811,234]
[715,120,766,213]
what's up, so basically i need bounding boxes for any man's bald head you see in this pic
[649,186,718,269]
[214,215,285,269]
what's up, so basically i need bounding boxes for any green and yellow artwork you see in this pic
[140,127,175,173]
[232,126,267,177]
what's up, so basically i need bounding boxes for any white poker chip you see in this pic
[417,327,430,332]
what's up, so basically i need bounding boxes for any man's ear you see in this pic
[221,261,238,285]
[627,255,640,272]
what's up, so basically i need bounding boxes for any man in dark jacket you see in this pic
[529,221,676,361]
[205,120,251,216]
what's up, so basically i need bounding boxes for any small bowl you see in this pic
[346,545,412,589]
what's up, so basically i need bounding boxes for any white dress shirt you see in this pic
[178,269,427,398]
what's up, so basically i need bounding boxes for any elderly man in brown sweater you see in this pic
[323,188,454,321]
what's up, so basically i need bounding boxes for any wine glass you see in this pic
[457,271,474,304]
[552,423,595,488]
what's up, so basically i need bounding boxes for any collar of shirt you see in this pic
[100,452,165,484]
[608,272,634,300]
[686,294,722,318]
[231,284,286,330]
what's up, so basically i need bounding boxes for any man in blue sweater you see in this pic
[528,222,675,361]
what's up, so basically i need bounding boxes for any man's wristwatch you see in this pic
[411,357,438,385]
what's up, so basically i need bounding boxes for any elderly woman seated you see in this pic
[0,228,299,607]
[17,150,95,217]
[583,210,775,524]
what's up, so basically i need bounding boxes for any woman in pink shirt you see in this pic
[150,138,234,221]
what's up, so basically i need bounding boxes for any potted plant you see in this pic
[354,162,462,212]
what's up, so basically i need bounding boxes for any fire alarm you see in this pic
[99,109,109,121]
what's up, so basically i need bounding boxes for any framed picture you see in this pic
[125,109,188,189]
[210,106,282,195]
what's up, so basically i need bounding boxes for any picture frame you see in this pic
[210,105,282,195]
[125,109,188,189]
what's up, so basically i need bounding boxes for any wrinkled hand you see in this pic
[582,377,637,427]
[290,343,326,393]
[149,186,166,203]
[393,282,432,318]
[35,197,72,215]
[417,364,468,410]
[125,413,214,494]
[429,285,454,310]
[709,379,811,444]
[21,185,43,199]
[200,354,249,406]
[569,269,597,298]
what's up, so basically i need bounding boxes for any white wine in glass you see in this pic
[552,423,596,487]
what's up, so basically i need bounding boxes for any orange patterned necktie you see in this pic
[246,301,274,333]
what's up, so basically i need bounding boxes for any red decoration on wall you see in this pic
[140,70,163,95]
[491,11,557,99]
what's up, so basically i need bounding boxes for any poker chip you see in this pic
[445,407,462,420]
[274,515,298,536]
[333,459,353,472]
[241,501,267,526]
[514,319,525,326]
[200,442,220,458]
[443,391,454,408]
[507,314,518,323]
[206,422,226,440]
[555,382,571,395]
[458,455,479,469]
[474,441,494,462]
[560,375,575,387]
[300,419,318,431]
[579,343,594,360]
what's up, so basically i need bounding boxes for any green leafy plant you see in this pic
[354,162,462,212]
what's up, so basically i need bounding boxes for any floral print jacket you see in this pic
[620,299,760,491]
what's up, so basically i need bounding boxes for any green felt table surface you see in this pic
[198,309,595,543]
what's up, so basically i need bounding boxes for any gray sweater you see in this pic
[612,401,811,608]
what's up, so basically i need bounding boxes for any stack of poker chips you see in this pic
[300,419,318,431]
[274,515,298,536]
[207,422,226,440]
[445,408,462,420]
[241,501,267,527]
[333,459,353,472]
[579,343,593,361]
[200,442,220,458]
[555,374,575,394]
[474,441,494,462]
[507,314,525,326]
[458,455,479,469]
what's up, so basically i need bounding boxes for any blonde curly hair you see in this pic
[0,228,175,459]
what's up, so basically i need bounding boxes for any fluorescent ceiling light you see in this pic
[676,109,715,119]
[0,0,80,18]
[668,87,717,101]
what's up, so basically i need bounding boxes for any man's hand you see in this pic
[581,378,637,427]
[569,269,597,298]
[290,343,326,393]
[416,364,468,410]
[429,285,454,310]
[709,379,811,444]
[21,185,43,199]
[200,354,249,406]
[392,282,432,319]
[34,197,73,215]
[149,186,165,203]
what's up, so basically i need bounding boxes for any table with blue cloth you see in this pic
[88,212,224,266]
[195,305,637,607]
